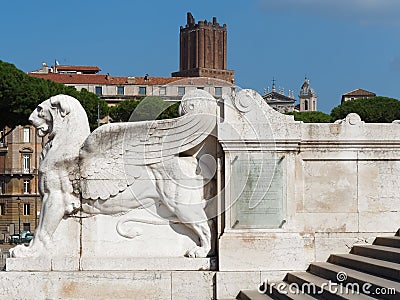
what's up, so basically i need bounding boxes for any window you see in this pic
[23,223,30,232]
[159,86,166,96]
[0,128,4,144]
[197,87,204,90]
[95,86,102,95]
[139,87,146,95]
[23,203,30,216]
[23,154,30,173]
[0,203,5,215]
[214,87,222,96]
[117,86,124,95]
[178,87,185,96]
[23,128,30,143]
[0,180,5,194]
[23,180,30,194]
[304,100,309,111]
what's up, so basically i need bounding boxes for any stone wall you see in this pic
[216,89,400,298]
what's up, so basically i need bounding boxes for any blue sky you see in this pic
[2,0,400,113]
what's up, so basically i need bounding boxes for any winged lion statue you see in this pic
[10,90,217,258]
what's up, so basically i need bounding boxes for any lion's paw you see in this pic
[185,246,209,258]
[9,244,42,258]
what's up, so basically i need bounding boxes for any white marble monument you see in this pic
[9,90,218,270]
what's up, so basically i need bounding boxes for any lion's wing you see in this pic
[124,113,216,165]
[78,122,141,201]
[78,113,216,201]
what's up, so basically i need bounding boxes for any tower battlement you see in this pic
[172,12,234,82]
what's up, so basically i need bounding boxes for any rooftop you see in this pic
[29,73,129,85]
[28,72,233,86]
[342,88,376,97]
[55,65,101,73]
[263,91,295,103]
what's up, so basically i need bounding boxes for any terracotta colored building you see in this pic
[29,66,234,106]
[0,126,42,242]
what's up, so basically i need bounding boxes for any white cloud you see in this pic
[258,0,400,26]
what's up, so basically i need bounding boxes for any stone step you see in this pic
[329,254,400,282]
[236,229,400,299]
[236,290,274,300]
[287,272,375,300]
[351,244,400,264]
[374,236,400,248]
[266,281,316,300]
[309,262,400,300]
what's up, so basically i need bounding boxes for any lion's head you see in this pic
[29,94,90,140]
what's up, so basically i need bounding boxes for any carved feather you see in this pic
[78,90,217,201]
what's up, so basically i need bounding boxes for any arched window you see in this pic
[304,100,309,111]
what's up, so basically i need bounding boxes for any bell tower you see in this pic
[299,78,317,112]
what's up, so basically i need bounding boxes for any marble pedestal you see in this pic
[0,270,216,300]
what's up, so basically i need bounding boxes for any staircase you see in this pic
[237,230,400,299]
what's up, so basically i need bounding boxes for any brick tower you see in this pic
[172,12,234,82]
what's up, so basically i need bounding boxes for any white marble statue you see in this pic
[10,90,217,258]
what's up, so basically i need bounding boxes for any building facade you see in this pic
[29,67,234,106]
[0,126,42,242]
[171,12,234,82]
[341,88,376,104]
[262,81,296,113]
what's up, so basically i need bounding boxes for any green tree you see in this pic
[287,111,332,123]
[109,99,140,122]
[109,97,180,123]
[128,97,179,122]
[158,102,180,120]
[330,97,400,123]
[0,60,108,139]
[76,88,109,130]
